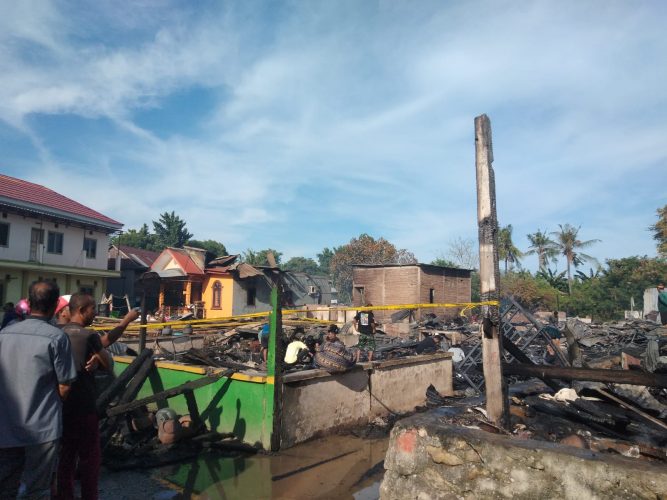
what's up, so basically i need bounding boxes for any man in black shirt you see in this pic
[354,304,376,362]
[57,293,112,500]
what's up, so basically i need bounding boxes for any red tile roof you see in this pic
[168,248,205,275]
[0,174,121,227]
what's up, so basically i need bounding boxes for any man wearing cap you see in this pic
[658,284,667,326]
[0,280,77,499]
[53,294,72,326]
[314,324,355,373]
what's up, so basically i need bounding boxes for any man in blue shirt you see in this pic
[0,281,77,499]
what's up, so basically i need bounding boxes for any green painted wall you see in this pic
[113,362,271,449]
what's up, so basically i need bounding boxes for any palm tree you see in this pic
[498,224,523,273]
[551,224,600,293]
[525,229,558,271]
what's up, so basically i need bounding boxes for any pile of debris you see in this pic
[96,349,255,470]
[426,296,667,463]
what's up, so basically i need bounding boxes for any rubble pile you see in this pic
[426,306,667,463]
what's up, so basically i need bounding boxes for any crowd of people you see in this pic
[0,280,138,500]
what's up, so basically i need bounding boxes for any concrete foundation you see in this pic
[281,353,453,448]
[381,412,667,499]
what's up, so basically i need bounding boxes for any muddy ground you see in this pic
[99,434,388,500]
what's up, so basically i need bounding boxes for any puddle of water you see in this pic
[154,434,388,500]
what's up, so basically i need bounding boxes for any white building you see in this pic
[0,174,122,310]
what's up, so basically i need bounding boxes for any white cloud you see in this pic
[0,1,665,264]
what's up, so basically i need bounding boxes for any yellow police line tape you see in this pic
[90,300,499,332]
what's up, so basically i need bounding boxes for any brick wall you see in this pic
[352,266,471,324]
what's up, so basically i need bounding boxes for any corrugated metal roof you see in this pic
[0,174,122,227]
[118,245,160,267]
[352,263,473,273]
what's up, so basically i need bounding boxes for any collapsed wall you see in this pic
[381,412,667,499]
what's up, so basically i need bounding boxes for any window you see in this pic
[79,285,94,295]
[83,238,97,259]
[429,288,435,304]
[212,281,222,309]
[0,222,8,246]
[47,231,63,254]
[247,287,256,306]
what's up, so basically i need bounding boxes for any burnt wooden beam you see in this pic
[502,363,667,388]
[106,369,233,417]
[96,348,154,414]
[475,113,509,427]
[501,336,564,392]
[594,387,667,432]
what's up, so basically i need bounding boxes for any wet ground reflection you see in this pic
[157,434,388,499]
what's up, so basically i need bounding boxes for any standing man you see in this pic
[57,293,114,500]
[354,303,376,362]
[658,284,667,326]
[0,281,77,499]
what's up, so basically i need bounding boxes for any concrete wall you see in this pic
[0,212,109,269]
[370,355,452,417]
[0,266,108,306]
[381,414,667,499]
[232,276,273,316]
[281,353,453,448]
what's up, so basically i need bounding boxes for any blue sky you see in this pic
[1,1,665,271]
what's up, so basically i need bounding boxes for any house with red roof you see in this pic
[148,246,207,317]
[0,174,123,309]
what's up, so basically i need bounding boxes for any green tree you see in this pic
[330,234,414,303]
[187,239,228,265]
[316,247,340,275]
[649,204,667,257]
[498,224,523,273]
[551,224,600,294]
[525,229,558,271]
[501,271,559,311]
[536,268,568,293]
[242,248,283,267]
[112,223,157,250]
[283,256,321,274]
[431,258,459,268]
[152,211,193,249]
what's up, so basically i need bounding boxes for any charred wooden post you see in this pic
[139,290,147,353]
[474,114,509,426]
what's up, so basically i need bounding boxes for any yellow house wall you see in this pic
[202,275,234,318]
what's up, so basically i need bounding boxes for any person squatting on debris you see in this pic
[658,284,667,326]
[56,293,114,500]
[314,324,355,373]
[354,304,376,362]
[415,333,444,354]
[0,281,77,499]
[284,338,313,367]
